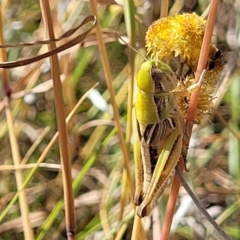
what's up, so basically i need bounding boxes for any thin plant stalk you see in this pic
[131,212,144,240]
[186,0,220,126]
[122,1,145,238]
[89,0,134,198]
[160,0,169,18]
[160,159,184,240]
[121,0,136,222]
[161,1,220,239]
[39,1,75,239]
[0,16,97,69]
[0,6,34,240]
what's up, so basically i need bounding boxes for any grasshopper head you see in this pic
[137,60,176,94]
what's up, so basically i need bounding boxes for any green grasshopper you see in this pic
[134,60,186,217]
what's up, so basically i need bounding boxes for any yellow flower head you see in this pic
[146,13,206,67]
[173,77,213,124]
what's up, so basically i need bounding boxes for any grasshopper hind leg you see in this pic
[134,136,144,205]
[137,124,183,217]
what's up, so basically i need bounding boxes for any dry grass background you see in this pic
[0,0,239,239]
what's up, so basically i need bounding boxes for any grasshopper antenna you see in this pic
[115,32,148,61]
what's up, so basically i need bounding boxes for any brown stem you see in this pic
[161,1,220,239]
[39,1,76,239]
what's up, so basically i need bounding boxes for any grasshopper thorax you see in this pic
[137,60,176,94]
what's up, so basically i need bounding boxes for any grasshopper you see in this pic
[134,60,186,217]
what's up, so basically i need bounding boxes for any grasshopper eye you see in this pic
[151,68,164,81]
[150,68,169,92]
